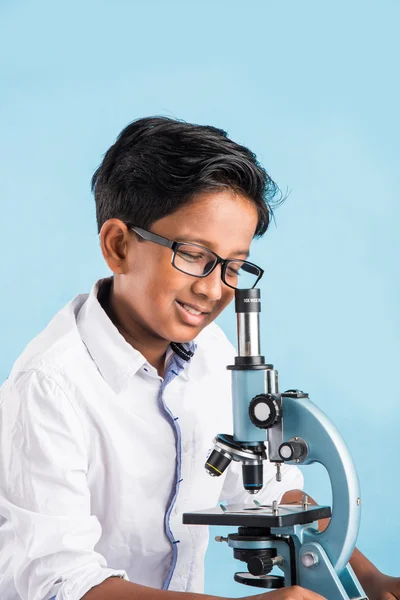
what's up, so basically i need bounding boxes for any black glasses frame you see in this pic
[128,225,264,290]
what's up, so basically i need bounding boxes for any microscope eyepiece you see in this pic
[235,288,261,314]
[234,288,263,360]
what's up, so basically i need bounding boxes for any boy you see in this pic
[0,117,396,600]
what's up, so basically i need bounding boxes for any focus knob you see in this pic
[248,554,274,576]
[278,441,306,462]
[249,394,281,429]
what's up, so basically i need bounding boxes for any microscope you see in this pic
[183,289,368,599]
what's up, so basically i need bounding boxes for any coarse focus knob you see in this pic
[278,441,305,461]
[247,555,274,576]
[249,394,281,429]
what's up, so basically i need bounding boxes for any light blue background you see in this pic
[1,0,399,594]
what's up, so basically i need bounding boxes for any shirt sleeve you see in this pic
[218,459,304,506]
[0,369,128,600]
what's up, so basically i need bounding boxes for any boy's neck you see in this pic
[98,279,168,377]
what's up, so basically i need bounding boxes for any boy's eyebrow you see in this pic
[180,236,250,258]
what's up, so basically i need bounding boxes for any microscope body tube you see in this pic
[231,289,268,445]
[232,370,267,444]
[235,289,261,358]
[206,289,278,491]
[237,312,261,356]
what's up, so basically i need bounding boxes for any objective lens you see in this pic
[242,463,263,493]
[205,449,232,477]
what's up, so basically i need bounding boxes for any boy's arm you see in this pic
[0,370,128,600]
[82,578,226,600]
[81,574,329,600]
[281,490,400,600]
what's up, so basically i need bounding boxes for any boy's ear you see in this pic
[99,219,130,274]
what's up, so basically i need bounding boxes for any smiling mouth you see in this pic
[178,303,203,316]
[175,300,210,319]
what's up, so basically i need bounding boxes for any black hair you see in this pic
[92,116,282,237]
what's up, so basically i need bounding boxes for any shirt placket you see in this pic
[159,352,194,592]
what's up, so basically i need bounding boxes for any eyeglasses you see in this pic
[128,225,264,290]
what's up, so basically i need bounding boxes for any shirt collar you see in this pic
[76,277,196,393]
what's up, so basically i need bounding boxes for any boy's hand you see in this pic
[241,584,327,600]
[364,574,400,600]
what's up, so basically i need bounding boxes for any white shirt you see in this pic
[0,278,303,600]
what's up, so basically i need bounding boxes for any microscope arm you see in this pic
[279,395,361,574]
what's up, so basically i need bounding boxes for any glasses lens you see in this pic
[224,260,261,289]
[173,244,217,276]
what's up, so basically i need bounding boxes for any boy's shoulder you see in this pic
[7,293,89,385]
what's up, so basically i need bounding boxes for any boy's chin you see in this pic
[168,323,207,344]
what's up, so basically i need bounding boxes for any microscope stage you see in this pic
[183,503,331,528]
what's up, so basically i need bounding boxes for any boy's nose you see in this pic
[192,264,224,301]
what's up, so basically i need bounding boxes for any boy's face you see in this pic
[102,189,259,345]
